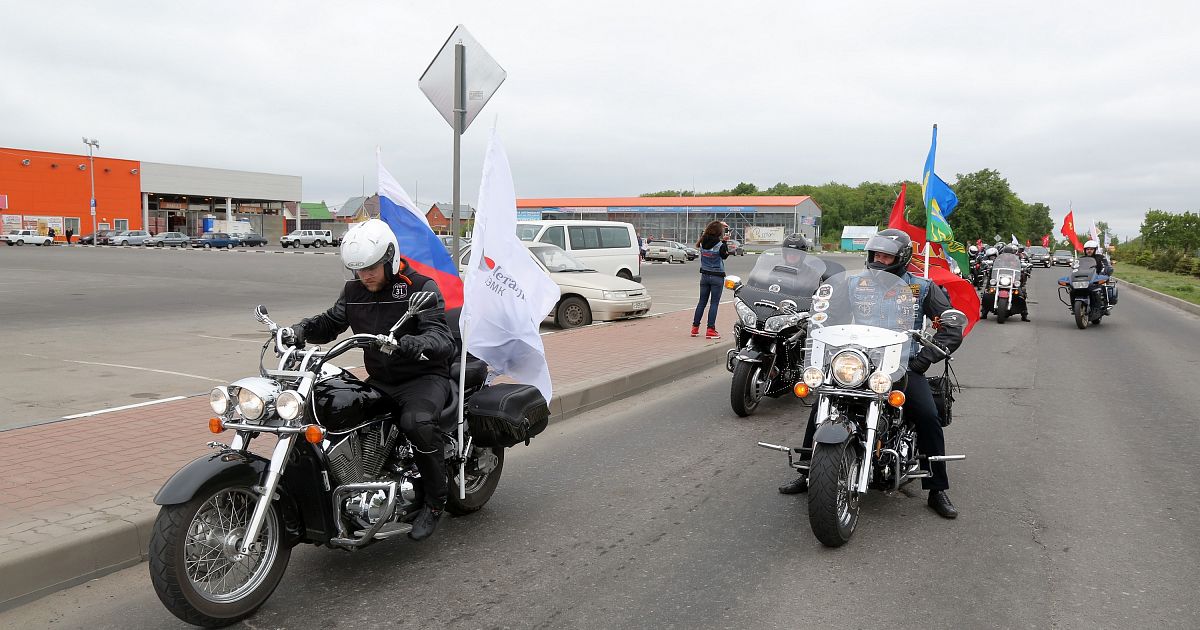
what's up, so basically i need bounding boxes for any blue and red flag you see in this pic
[377,155,464,310]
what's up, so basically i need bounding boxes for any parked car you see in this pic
[1052,249,1074,266]
[97,231,122,245]
[236,233,269,247]
[112,230,151,246]
[727,239,746,255]
[439,234,471,252]
[191,232,241,249]
[280,229,336,248]
[682,244,699,260]
[645,239,689,263]
[458,242,652,329]
[1027,245,1051,267]
[516,220,641,281]
[2,229,54,246]
[79,230,116,245]
[144,232,191,247]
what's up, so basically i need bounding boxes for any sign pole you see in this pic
[452,42,464,265]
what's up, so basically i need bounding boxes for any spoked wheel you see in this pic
[730,361,765,417]
[446,446,505,515]
[149,485,290,628]
[808,440,863,547]
[1074,302,1089,329]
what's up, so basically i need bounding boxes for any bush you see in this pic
[1192,258,1200,278]
[1135,250,1153,267]
[1151,250,1182,272]
[1175,255,1196,275]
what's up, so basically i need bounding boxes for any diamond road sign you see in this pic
[419,24,506,132]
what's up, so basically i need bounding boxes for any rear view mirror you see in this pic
[253,305,270,324]
[724,275,742,290]
[407,291,437,314]
[939,310,967,328]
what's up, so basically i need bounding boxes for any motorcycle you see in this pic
[149,295,548,628]
[723,250,832,417]
[1057,257,1114,329]
[758,269,967,547]
[981,252,1028,323]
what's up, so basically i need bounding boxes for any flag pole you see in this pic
[923,241,931,279]
[456,315,469,500]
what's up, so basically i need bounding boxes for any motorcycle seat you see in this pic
[450,355,489,392]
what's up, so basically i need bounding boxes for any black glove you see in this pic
[282,325,306,348]
[909,355,931,375]
[394,336,424,360]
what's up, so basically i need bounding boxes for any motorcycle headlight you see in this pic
[802,366,825,388]
[868,371,892,394]
[764,314,799,333]
[209,387,231,415]
[999,276,1012,286]
[276,390,305,421]
[830,350,868,388]
[734,300,757,327]
[237,388,266,421]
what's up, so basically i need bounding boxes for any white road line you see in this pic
[197,334,265,343]
[18,354,227,382]
[61,396,188,420]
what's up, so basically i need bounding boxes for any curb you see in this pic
[0,342,731,612]
[1118,278,1200,317]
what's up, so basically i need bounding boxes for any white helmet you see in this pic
[340,219,399,275]
[968,245,979,254]
[985,246,998,257]
[1083,239,1099,250]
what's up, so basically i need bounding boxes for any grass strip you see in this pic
[1113,262,1200,306]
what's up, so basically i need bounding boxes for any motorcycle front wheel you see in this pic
[1074,301,1089,329]
[149,484,291,628]
[730,360,765,417]
[446,446,505,515]
[808,440,863,547]
[996,302,1009,324]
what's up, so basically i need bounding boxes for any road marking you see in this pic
[61,396,188,420]
[20,354,226,382]
[197,334,264,343]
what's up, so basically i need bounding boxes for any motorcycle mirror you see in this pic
[780,299,798,312]
[723,275,742,291]
[407,291,437,314]
[253,305,269,323]
[940,310,967,328]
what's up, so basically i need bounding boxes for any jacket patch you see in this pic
[392,283,408,299]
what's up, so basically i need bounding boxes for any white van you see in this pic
[516,220,641,281]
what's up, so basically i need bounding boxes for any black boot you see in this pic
[927,490,958,519]
[1021,312,1030,322]
[778,475,808,494]
[408,504,444,541]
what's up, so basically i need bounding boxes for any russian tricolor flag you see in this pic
[377,154,464,310]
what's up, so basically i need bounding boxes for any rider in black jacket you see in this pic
[285,219,456,541]
[778,229,965,519]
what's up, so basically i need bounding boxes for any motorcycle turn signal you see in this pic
[887,391,906,407]
[793,382,810,398]
[208,417,226,434]
[304,425,325,444]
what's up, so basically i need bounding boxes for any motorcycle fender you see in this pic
[813,421,852,445]
[153,450,268,505]
[735,347,768,363]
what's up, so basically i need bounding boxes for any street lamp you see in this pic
[83,137,100,243]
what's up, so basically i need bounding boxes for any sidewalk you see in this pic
[0,306,733,611]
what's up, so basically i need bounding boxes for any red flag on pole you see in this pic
[887,183,925,244]
[907,260,981,336]
[1041,234,1050,248]
[1060,211,1084,252]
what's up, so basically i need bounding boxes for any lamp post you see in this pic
[83,137,99,243]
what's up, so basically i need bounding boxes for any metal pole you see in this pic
[452,42,465,264]
[83,137,99,244]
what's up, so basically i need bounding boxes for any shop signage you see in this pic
[2,214,23,231]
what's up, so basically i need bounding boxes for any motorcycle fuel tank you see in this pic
[312,374,402,434]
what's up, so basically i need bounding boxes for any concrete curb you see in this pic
[0,341,732,612]
[1118,278,1200,317]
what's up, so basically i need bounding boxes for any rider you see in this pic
[1082,239,1117,308]
[285,219,456,541]
[778,228,965,519]
[999,244,1031,322]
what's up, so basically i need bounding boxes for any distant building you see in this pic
[426,201,476,234]
[840,225,878,251]
[335,195,380,223]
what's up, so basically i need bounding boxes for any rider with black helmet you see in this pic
[778,228,965,519]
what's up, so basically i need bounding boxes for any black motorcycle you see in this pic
[149,295,548,628]
[981,252,1028,324]
[723,250,832,417]
[1057,257,1114,329]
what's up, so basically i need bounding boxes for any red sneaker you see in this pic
[705,328,721,340]
[690,325,700,337]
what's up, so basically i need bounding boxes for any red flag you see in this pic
[1025,239,1031,247]
[976,238,983,250]
[887,183,925,245]
[1041,234,1050,248]
[907,261,981,336]
[1060,211,1084,252]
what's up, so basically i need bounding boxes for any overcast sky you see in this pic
[3,1,1196,238]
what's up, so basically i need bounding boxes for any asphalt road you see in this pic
[2,264,1198,628]
[0,245,795,428]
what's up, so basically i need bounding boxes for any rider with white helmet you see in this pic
[287,218,456,541]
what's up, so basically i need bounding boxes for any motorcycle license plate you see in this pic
[999,290,1010,298]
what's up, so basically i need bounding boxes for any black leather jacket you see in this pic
[296,261,455,384]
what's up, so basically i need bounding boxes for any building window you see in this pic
[115,219,129,232]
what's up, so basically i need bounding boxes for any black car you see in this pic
[79,230,116,245]
[1052,250,1074,266]
[236,233,268,247]
[1027,246,1051,267]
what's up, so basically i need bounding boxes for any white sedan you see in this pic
[459,242,652,329]
[2,229,54,246]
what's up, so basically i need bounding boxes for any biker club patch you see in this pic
[392,283,408,299]
[908,283,922,298]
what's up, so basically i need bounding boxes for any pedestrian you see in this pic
[65,228,73,244]
[639,236,648,261]
[691,220,730,339]
[47,227,56,243]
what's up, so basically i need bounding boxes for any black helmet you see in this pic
[864,228,913,275]
[1002,244,1018,255]
[782,233,809,252]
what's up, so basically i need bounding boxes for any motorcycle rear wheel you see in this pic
[808,440,862,547]
[730,360,765,417]
[1074,302,1089,329]
[446,446,505,515]
[149,484,291,628]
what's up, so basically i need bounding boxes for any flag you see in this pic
[1060,211,1084,252]
[1041,234,1050,248]
[942,239,970,277]
[976,238,983,250]
[1088,222,1098,243]
[887,183,925,244]
[462,130,561,403]
[1011,234,1019,246]
[907,260,980,336]
[921,125,958,242]
[377,153,464,310]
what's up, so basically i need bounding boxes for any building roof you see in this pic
[517,196,812,208]
[841,225,879,239]
[302,202,331,220]
[336,196,366,218]
[431,201,475,219]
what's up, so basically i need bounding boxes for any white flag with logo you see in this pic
[461,130,560,402]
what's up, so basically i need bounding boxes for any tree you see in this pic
[947,169,1024,244]
[729,182,759,196]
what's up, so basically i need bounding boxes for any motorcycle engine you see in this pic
[345,481,417,524]
[326,424,402,486]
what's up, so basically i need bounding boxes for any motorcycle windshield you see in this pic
[807,269,916,375]
[1070,257,1098,283]
[991,253,1022,280]
[739,249,828,314]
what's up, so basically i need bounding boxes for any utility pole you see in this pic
[83,137,100,243]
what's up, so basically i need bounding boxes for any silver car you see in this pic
[112,230,151,246]
[144,232,191,247]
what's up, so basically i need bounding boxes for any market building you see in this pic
[840,225,878,251]
[514,196,822,245]
[1,146,301,241]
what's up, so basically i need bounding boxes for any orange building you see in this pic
[0,147,143,240]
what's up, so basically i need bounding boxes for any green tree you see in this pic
[947,169,1024,244]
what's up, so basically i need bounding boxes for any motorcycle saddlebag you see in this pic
[927,375,956,427]
[467,384,550,447]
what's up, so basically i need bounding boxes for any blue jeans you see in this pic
[693,273,724,329]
